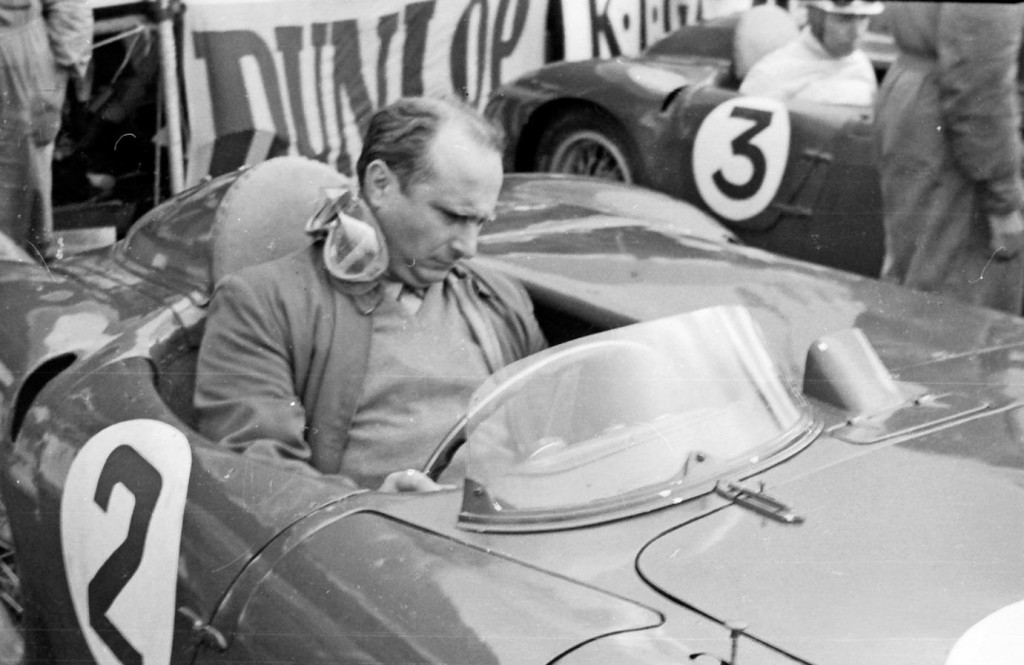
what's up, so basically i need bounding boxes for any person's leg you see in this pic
[0,30,35,249]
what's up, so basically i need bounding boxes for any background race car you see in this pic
[486,5,888,277]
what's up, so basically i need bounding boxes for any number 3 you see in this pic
[713,106,772,201]
[693,97,791,222]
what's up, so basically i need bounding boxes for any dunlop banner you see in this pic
[182,0,545,183]
[559,0,757,60]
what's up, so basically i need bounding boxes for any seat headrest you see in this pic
[733,5,800,81]
[211,156,349,283]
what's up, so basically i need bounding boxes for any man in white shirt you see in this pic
[739,0,882,109]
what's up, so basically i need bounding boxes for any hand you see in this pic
[989,209,1024,261]
[377,469,454,493]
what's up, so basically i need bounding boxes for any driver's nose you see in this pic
[451,224,479,259]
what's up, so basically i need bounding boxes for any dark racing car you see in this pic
[1,157,1023,665]
[486,5,888,277]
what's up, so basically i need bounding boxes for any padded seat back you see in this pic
[210,156,349,283]
[733,5,800,82]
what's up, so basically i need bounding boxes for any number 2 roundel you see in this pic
[692,96,790,222]
[61,420,192,665]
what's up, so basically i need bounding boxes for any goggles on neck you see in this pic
[306,188,389,284]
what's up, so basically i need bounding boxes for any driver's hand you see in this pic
[989,209,1024,261]
[377,469,454,493]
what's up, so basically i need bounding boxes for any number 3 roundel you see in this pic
[692,96,790,222]
[61,420,192,665]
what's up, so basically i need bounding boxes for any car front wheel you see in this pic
[534,109,635,183]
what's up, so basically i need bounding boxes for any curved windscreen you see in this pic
[119,176,233,286]
[459,306,813,530]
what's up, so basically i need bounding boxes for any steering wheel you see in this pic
[421,416,468,481]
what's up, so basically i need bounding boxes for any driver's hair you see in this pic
[356,96,505,192]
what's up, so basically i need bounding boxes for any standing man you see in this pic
[0,0,92,258]
[195,97,547,492]
[875,3,1024,313]
[740,0,882,110]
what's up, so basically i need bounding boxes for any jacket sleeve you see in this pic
[737,57,779,98]
[194,273,321,477]
[41,0,92,79]
[937,4,1024,215]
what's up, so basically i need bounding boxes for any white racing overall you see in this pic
[0,0,90,255]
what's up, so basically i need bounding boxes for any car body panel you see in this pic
[0,260,171,385]
[486,12,885,277]
[2,165,1023,664]
[640,414,1024,664]
[6,351,367,661]
[201,507,661,664]
[489,177,1024,385]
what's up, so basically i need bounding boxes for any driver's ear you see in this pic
[363,159,393,208]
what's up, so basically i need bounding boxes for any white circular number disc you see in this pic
[692,96,790,222]
[61,419,192,665]
[946,600,1024,665]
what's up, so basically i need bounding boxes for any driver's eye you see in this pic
[440,207,486,227]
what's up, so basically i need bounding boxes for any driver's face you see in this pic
[371,124,503,290]
[820,13,870,58]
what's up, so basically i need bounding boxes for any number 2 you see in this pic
[88,445,163,665]
[62,420,191,665]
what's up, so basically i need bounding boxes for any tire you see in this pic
[533,108,635,183]
[0,538,23,665]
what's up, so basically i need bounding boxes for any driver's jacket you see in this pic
[194,243,546,484]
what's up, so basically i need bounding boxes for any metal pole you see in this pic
[156,0,184,195]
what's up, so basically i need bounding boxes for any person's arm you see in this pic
[41,0,92,81]
[737,38,803,102]
[738,60,777,97]
[195,274,318,473]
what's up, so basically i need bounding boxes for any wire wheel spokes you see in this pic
[550,131,633,183]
